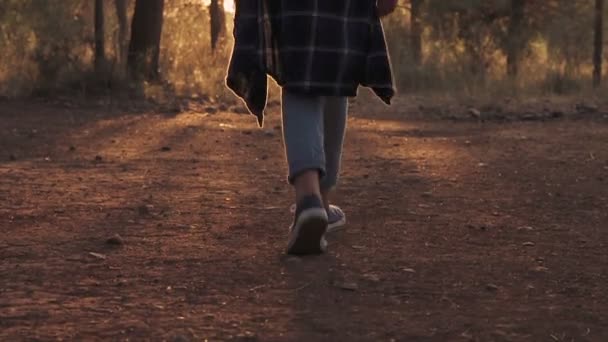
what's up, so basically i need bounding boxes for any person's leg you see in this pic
[281,91,326,200]
[320,96,348,209]
[281,90,329,254]
[317,96,348,232]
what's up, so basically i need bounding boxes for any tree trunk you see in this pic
[507,0,525,78]
[410,0,423,66]
[593,0,604,87]
[94,0,105,74]
[209,0,226,50]
[114,0,128,65]
[127,0,164,81]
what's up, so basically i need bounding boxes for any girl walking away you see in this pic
[227,0,397,255]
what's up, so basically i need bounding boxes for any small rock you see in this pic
[576,103,598,113]
[160,146,171,152]
[138,205,151,215]
[402,268,416,273]
[171,335,190,342]
[363,273,381,282]
[335,281,358,291]
[69,146,76,151]
[218,104,229,111]
[485,283,499,291]
[94,155,103,162]
[517,226,534,231]
[106,234,124,246]
[468,108,482,118]
[234,332,258,342]
[522,241,536,247]
[260,155,268,160]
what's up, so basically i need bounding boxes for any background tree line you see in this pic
[0,0,605,100]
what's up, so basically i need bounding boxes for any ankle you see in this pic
[294,170,322,201]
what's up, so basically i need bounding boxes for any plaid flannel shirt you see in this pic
[226,0,395,126]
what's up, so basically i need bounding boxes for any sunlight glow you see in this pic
[201,0,235,12]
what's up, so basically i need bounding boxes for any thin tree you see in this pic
[410,0,423,66]
[507,0,525,78]
[127,0,164,80]
[114,0,128,65]
[94,0,105,75]
[209,0,226,50]
[593,0,604,87]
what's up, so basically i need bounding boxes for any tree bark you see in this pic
[209,0,226,50]
[593,0,604,87]
[507,0,525,78]
[410,0,423,66]
[127,0,164,80]
[114,0,128,65]
[94,0,105,74]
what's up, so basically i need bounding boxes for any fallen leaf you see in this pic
[532,266,549,272]
[89,252,107,260]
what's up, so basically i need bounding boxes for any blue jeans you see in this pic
[281,90,348,191]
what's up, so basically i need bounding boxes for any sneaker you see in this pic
[290,203,346,233]
[286,195,328,255]
[327,205,346,232]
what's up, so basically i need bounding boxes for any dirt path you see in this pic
[1,100,607,341]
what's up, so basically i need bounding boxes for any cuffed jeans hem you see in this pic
[320,178,338,192]
[288,163,327,185]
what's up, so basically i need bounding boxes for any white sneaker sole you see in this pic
[290,204,346,234]
[327,217,346,233]
[287,208,328,255]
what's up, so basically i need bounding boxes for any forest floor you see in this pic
[1,95,607,341]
